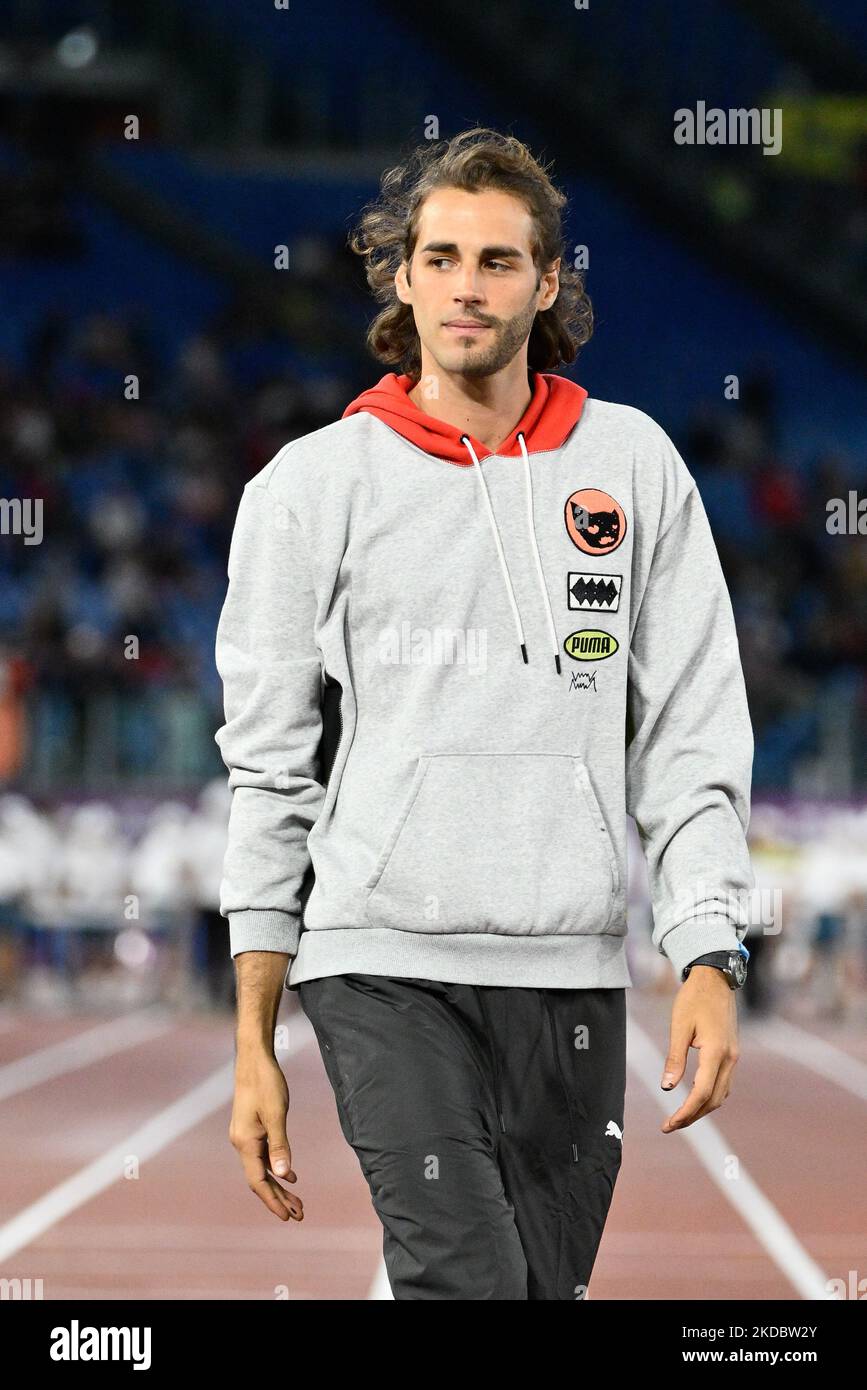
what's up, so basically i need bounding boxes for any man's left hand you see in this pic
[659,966,740,1132]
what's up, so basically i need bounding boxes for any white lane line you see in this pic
[33,1222,378,1251]
[627,1014,838,1301]
[0,1027,311,1264]
[0,1009,174,1102]
[0,1062,235,1264]
[367,1257,394,1300]
[750,1017,867,1103]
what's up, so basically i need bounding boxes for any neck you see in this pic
[408,359,534,453]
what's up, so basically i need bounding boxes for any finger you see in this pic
[240,1146,303,1221]
[266,1125,296,1183]
[688,1051,740,1124]
[254,1173,304,1221]
[662,1049,726,1131]
[661,1016,694,1090]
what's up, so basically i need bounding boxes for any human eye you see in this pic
[427,256,510,270]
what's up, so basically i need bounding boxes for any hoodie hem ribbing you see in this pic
[284,927,633,991]
[228,909,301,958]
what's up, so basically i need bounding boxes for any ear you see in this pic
[394,261,411,306]
[540,256,560,311]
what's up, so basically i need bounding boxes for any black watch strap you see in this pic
[683,950,739,984]
[681,949,747,987]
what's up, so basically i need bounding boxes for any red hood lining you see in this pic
[341,370,588,465]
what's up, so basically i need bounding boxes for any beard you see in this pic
[433,294,540,379]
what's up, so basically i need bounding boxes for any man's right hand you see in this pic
[230,1049,303,1222]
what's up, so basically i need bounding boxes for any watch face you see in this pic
[732,955,748,987]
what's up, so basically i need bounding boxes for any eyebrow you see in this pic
[418,241,526,260]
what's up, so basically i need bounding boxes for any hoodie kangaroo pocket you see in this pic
[362,752,619,937]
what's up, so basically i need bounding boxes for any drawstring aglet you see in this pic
[571,1141,579,1163]
[499,1112,507,1134]
[520,642,528,664]
[554,653,561,675]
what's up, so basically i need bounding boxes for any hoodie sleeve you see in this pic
[214,478,326,958]
[625,438,755,982]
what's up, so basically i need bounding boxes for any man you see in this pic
[214,127,755,1300]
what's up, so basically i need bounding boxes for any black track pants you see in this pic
[298,973,627,1300]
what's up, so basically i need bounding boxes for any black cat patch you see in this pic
[564,488,627,555]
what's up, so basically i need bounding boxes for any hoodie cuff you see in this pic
[228,910,301,959]
[659,915,744,982]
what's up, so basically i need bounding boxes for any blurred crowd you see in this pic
[684,370,866,790]
[0,307,864,792]
[0,303,349,785]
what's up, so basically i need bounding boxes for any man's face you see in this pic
[395,186,559,380]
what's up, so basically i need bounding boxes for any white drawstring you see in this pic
[460,431,561,675]
[461,433,528,664]
[517,431,562,675]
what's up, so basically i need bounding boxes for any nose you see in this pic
[453,266,485,303]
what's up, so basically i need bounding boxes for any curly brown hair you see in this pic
[347,126,593,379]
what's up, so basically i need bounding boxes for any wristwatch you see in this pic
[681,941,750,988]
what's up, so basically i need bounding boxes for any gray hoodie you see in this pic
[214,370,755,991]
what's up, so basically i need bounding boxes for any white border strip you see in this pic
[0,1026,312,1264]
[751,1017,867,1102]
[0,1009,174,1103]
[0,1061,235,1263]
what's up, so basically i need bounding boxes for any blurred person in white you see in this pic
[797,809,867,1020]
[0,795,62,1000]
[185,778,234,1008]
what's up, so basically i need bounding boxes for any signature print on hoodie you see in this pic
[565,488,627,555]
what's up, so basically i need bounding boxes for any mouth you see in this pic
[444,322,491,334]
